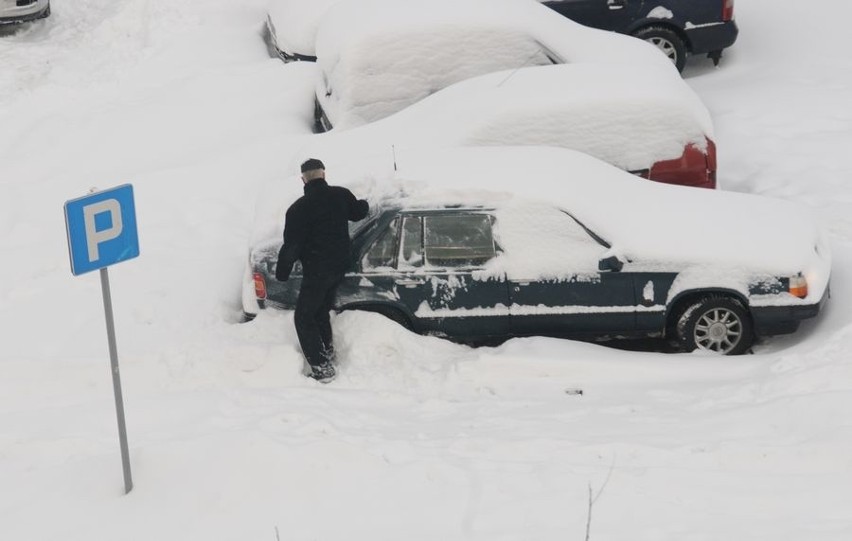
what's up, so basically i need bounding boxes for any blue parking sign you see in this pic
[65,184,140,276]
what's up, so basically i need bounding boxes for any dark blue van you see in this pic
[542,0,738,71]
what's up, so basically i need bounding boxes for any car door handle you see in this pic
[395,278,424,287]
[607,0,626,9]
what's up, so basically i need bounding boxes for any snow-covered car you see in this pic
[542,0,739,72]
[313,0,677,130]
[0,0,49,24]
[265,0,340,62]
[309,62,717,188]
[243,147,830,355]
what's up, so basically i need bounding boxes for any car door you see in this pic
[543,0,645,33]
[502,209,637,338]
[376,211,511,340]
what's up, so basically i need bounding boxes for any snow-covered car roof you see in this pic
[305,62,712,175]
[254,147,830,304]
[315,0,677,129]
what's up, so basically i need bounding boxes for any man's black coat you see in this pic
[276,179,369,281]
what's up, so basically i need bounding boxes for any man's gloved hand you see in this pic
[275,262,290,282]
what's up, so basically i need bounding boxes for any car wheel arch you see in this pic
[628,20,693,52]
[664,288,750,337]
[630,23,691,72]
[339,301,416,331]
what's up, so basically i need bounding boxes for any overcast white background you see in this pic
[1,1,851,539]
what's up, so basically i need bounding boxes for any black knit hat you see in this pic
[300,158,325,173]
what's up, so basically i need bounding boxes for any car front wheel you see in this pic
[633,26,687,72]
[676,296,753,355]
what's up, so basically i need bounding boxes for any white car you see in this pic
[304,63,718,189]
[312,0,677,131]
[0,0,49,24]
[244,146,830,355]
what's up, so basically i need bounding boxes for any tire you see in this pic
[675,296,753,355]
[632,26,687,72]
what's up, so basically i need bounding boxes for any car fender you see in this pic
[626,17,692,50]
[338,299,417,330]
[663,267,752,321]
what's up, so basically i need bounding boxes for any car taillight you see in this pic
[722,0,735,21]
[789,274,808,299]
[648,137,716,189]
[253,272,267,300]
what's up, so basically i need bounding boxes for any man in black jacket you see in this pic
[276,158,369,382]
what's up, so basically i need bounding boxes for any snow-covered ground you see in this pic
[1,1,851,539]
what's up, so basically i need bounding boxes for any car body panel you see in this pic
[544,0,646,33]
[0,0,49,24]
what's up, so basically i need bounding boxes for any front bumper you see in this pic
[685,20,739,56]
[751,285,830,336]
[0,0,49,24]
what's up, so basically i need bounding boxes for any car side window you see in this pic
[361,218,399,271]
[398,216,423,270]
[423,214,495,269]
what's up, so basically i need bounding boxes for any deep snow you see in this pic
[1,1,851,540]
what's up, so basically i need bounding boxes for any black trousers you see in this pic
[294,272,343,368]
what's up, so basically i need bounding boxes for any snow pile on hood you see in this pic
[257,147,830,301]
[307,62,712,171]
[315,0,675,128]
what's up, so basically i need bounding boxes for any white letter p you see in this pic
[83,199,123,262]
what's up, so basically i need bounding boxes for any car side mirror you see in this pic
[598,255,624,272]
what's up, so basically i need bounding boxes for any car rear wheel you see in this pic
[633,26,687,72]
[676,296,753,355]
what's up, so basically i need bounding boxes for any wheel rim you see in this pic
[646,37,678,65]
[693,307,742,354]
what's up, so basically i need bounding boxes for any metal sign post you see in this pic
[64,184,139,494]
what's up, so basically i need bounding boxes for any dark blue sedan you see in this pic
[542,0,738,71]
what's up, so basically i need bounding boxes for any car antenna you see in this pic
[392,144,398,172]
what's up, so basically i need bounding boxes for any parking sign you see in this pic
[64,184,139,275]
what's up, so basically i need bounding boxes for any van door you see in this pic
[543,0,645,33]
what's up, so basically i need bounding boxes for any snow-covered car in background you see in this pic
[542,0,738,72]
[265,0,340,62]
[309,63,717,188]
[244,147,830,355]
[313,0,676,130]
[0,0,49,24]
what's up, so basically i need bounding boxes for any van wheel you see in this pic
[633,26,687,72]
[676,296,753,355]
